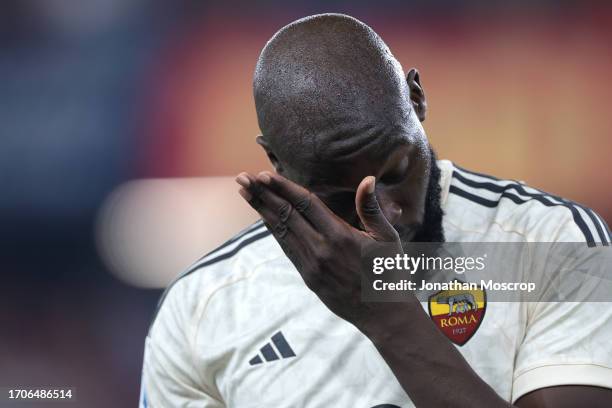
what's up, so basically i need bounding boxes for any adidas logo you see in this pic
[249,331,296,365]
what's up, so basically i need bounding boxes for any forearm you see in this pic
[360,298,513,408]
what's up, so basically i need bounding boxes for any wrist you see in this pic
[358,297,424,345]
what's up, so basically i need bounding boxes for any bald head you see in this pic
[251,14,441,242]
[254,14,419,183]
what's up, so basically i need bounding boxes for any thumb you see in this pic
[355,176,398,242]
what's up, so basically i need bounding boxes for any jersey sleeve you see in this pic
[139,278,224,407]
[512,300,612,402]
[511,215,612,402]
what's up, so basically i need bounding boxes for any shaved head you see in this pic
[253,13,443,243]
[254,13,415,183]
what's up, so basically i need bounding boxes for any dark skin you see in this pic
[239,14,612,407]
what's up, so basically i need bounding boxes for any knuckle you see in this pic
[273,222,289,238]
[294,193,312,214]
[277,202,293,222]
[361,198,381,217]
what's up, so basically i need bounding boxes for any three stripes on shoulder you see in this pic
[249,331,296,366]
[450,164,611,247]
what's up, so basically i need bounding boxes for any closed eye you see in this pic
[380,157,410,185]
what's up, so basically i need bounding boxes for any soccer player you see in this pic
[140,14,612,407]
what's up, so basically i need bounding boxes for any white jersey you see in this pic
[139,160,612,407]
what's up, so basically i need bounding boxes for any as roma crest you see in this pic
[428,281,486,346]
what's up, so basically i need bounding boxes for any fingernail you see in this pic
[258,172,272,185]
[366,176,376,194]
[236,174,251,188]
[238,188,252,201]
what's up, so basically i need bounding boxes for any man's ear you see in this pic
[256,135,285,174]
[406,68,427,122]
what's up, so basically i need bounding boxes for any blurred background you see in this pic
[1,0,611,406]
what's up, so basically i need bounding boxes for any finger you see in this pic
[238,185,306,246]
[355,176,398,242]
[237,182,316,273]
[256,171,336,231]
[236,173,319,242]
[252,185,319,242]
